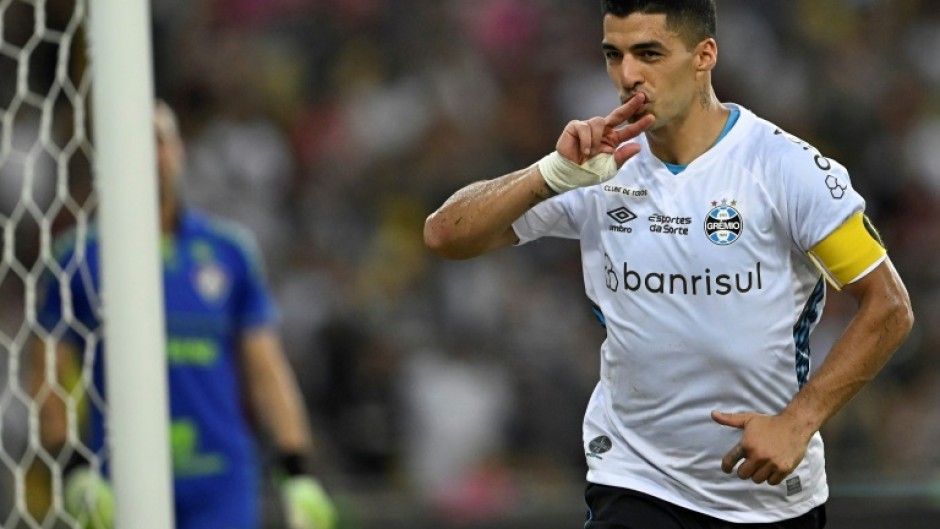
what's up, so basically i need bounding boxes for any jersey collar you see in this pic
[636,103,754,177]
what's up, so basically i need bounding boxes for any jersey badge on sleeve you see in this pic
[824,175,847,199]
[586,435,612,460]
[704,199,744,246]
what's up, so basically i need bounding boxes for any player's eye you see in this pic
[604,50,622,61]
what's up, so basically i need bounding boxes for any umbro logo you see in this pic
[607,207,637,234]
[607,207,637,224]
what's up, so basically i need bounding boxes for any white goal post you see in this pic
[87,1,175,528]
[0,0,174,527]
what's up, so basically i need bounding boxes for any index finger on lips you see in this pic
[604,93,647,128]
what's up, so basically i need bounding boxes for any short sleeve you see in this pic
[512,188,586,245]
[230,230,278,331]
[777,135,866,253]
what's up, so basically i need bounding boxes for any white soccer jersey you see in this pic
[513,105,876,523]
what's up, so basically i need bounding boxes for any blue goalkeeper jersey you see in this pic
[38,208,277,488]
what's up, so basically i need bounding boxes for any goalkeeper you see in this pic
[29,101,336,529]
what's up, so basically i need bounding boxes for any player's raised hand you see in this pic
[711,410,813,486]
[558,93,655,165]
[539,93,655,194]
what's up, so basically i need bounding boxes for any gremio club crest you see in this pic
[705,199,743,245]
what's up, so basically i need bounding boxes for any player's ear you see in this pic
[694,38,718,73]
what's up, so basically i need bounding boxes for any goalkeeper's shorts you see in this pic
[174,465,260,529]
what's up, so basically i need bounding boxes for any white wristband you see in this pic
[537,151,619,194]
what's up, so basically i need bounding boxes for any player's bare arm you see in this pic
[713,258,913,485]
[241,327,314,455]
[423,166,549,260]
[424,94,654,260]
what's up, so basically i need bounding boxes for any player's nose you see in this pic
[616,58,644,92]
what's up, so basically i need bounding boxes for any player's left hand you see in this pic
[711,410,813,486]
[281,476,337,529]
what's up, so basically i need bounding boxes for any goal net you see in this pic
[1,0,99,527]
[1,1,172,528]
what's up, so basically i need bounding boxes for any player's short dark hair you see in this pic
[600,0,717,49]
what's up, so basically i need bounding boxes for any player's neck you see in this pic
[645,88,730,166]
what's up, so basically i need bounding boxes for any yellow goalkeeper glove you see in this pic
[281,476,337,529]
[63,466,115,529]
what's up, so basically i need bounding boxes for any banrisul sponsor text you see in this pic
[605,261,764,296]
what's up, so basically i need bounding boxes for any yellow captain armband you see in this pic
[807,212,886,290]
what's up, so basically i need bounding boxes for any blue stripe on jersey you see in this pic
[792,277,826,388]
[590,302,607,328]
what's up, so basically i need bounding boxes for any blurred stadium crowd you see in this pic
[2,0,940,526]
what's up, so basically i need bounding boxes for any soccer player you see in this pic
[29,101,336,529]
[424,1,913,527]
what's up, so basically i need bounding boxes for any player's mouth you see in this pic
[623,92,651,112]
[624,94,653,125]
